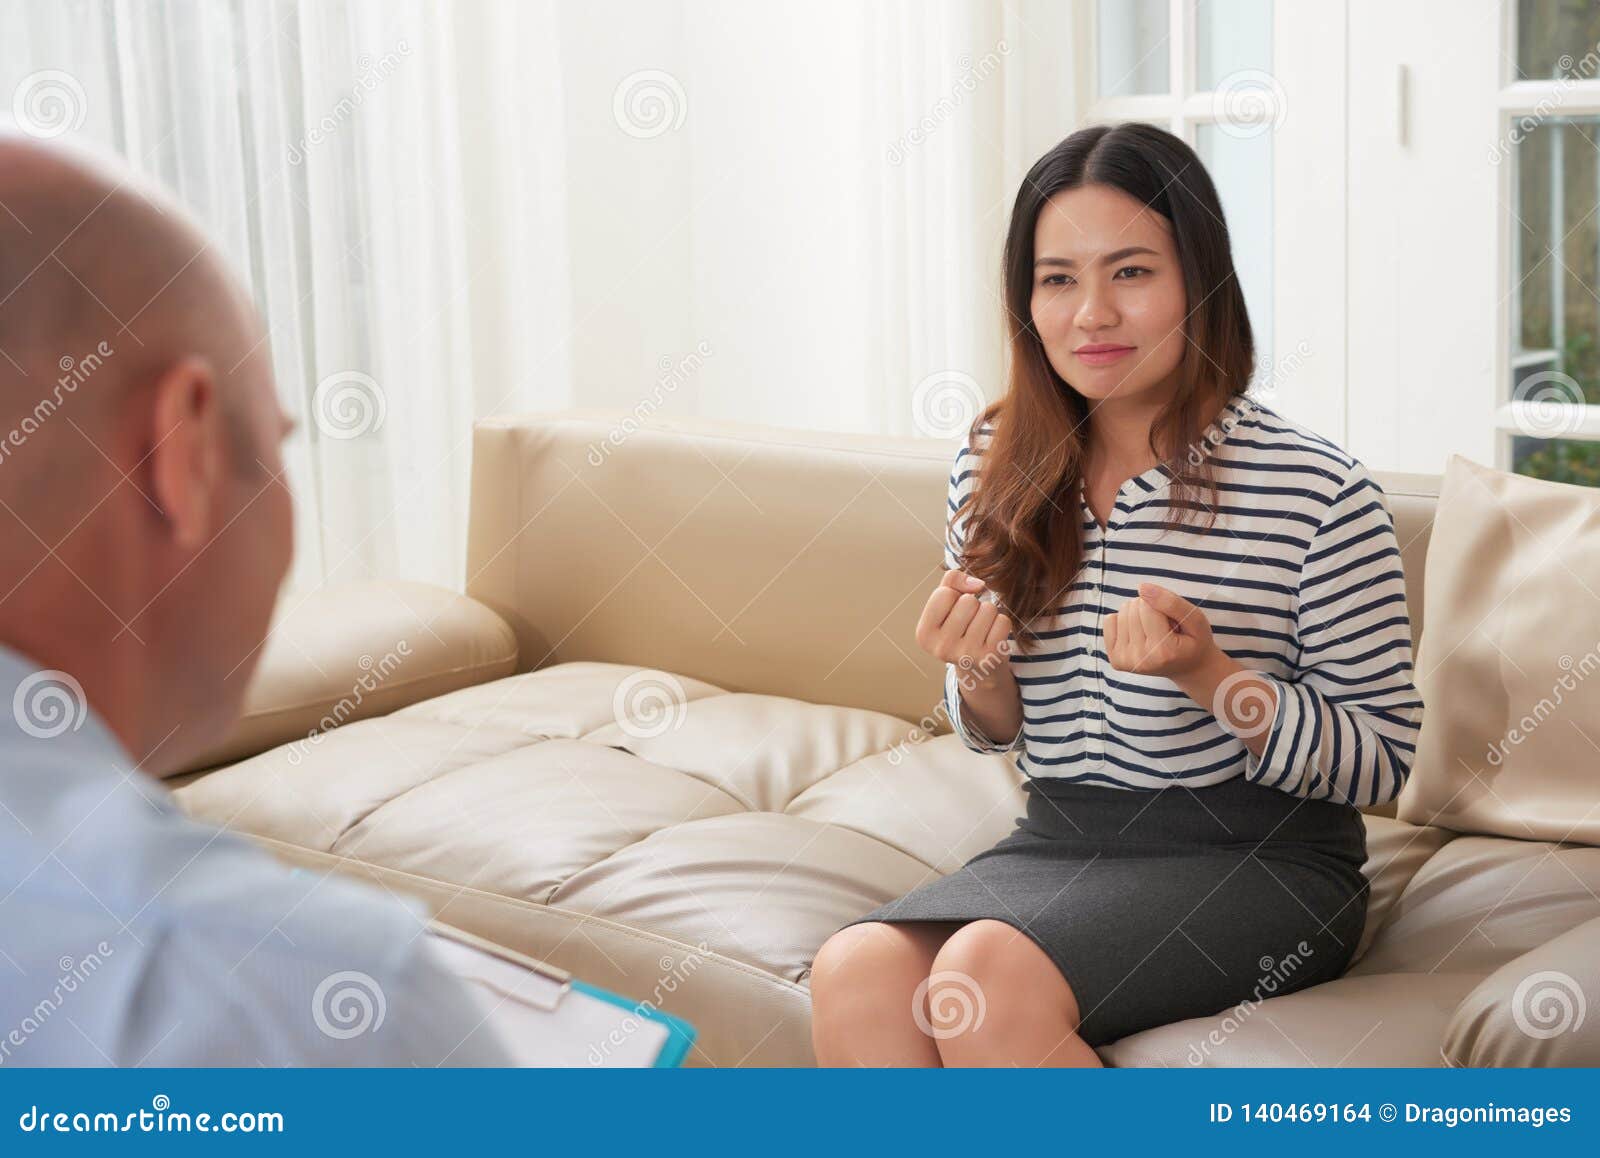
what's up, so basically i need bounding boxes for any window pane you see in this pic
[1516,0,1600,80]
[1097,0,1169,98]
[1512,436,1600,487]
[1196,124,1273,383]
[1196,0,1272,91]
[1510,116,1600,480]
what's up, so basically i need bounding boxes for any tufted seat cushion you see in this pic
[180,662,1020,983]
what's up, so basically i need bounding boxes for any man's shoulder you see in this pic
[0,658,504,1065]
[135,800,433,972]
[8,754,425,958]
[2,795,493,1065]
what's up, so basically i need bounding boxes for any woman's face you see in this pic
[1028,183,1188,407]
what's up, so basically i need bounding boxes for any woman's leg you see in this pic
[927,919,1104,1068]
[809,920,964,1067]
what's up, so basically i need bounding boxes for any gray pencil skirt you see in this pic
[838,771,1370,1049]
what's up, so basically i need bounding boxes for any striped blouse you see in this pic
[943,393,1423,807]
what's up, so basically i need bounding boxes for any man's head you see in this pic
[0,134,295,772]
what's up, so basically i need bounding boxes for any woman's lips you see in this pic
[1074,345,1135,367]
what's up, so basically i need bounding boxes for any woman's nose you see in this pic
[1074,288,1118,331]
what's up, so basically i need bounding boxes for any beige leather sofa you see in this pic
[175,411,1600,1067]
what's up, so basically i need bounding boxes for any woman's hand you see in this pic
[1103,582,1218,680]
[915,569,1014,688]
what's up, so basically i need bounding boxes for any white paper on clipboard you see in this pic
[426,924,674,1067]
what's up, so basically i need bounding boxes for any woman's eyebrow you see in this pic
[1034,246,1159,269]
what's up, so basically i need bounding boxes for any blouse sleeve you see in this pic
[940,428,1025,755]
[1242,460,1424,805]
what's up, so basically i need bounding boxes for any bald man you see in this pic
[0,135,508,1065]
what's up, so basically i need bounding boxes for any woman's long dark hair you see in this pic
[959,122,1255,653]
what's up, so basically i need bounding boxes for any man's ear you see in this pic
[146,356,224,552]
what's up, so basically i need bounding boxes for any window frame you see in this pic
[1083,0,1285,145]
[1495,0,1600,464]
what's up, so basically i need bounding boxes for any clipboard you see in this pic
[426,922,697,1068]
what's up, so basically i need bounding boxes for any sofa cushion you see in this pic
[1352,814,1456,962]
[239,837,819,1067]
[174,580,518,777]
[1101,970,1484,1068]
[1443,915,1600,1066]
[1346,832,1600,979]
[1398,455,1600,845]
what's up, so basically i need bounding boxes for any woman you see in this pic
[809,123,1422,1067]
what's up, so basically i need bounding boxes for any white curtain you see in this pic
[0,0,1078,592]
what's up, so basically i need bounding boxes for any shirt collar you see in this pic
[0,641,135,771]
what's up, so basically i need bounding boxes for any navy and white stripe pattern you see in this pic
[943,394,1423,807]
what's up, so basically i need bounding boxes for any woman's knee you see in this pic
[811,923,959,1065]
[810,923,942,1018]
[929,919,1081,1029]
[814,924,927,992]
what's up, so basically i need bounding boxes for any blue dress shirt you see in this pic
[0,644,510,1066]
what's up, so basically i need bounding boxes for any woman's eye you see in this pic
[1114,266,1151,280]
[1041,274,1073,287]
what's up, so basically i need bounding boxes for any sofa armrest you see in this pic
[173,580,518,776]
[1441,916,1600,1066]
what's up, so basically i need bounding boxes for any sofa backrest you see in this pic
[466,411,1442,731]
[1379,470,1443,652]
